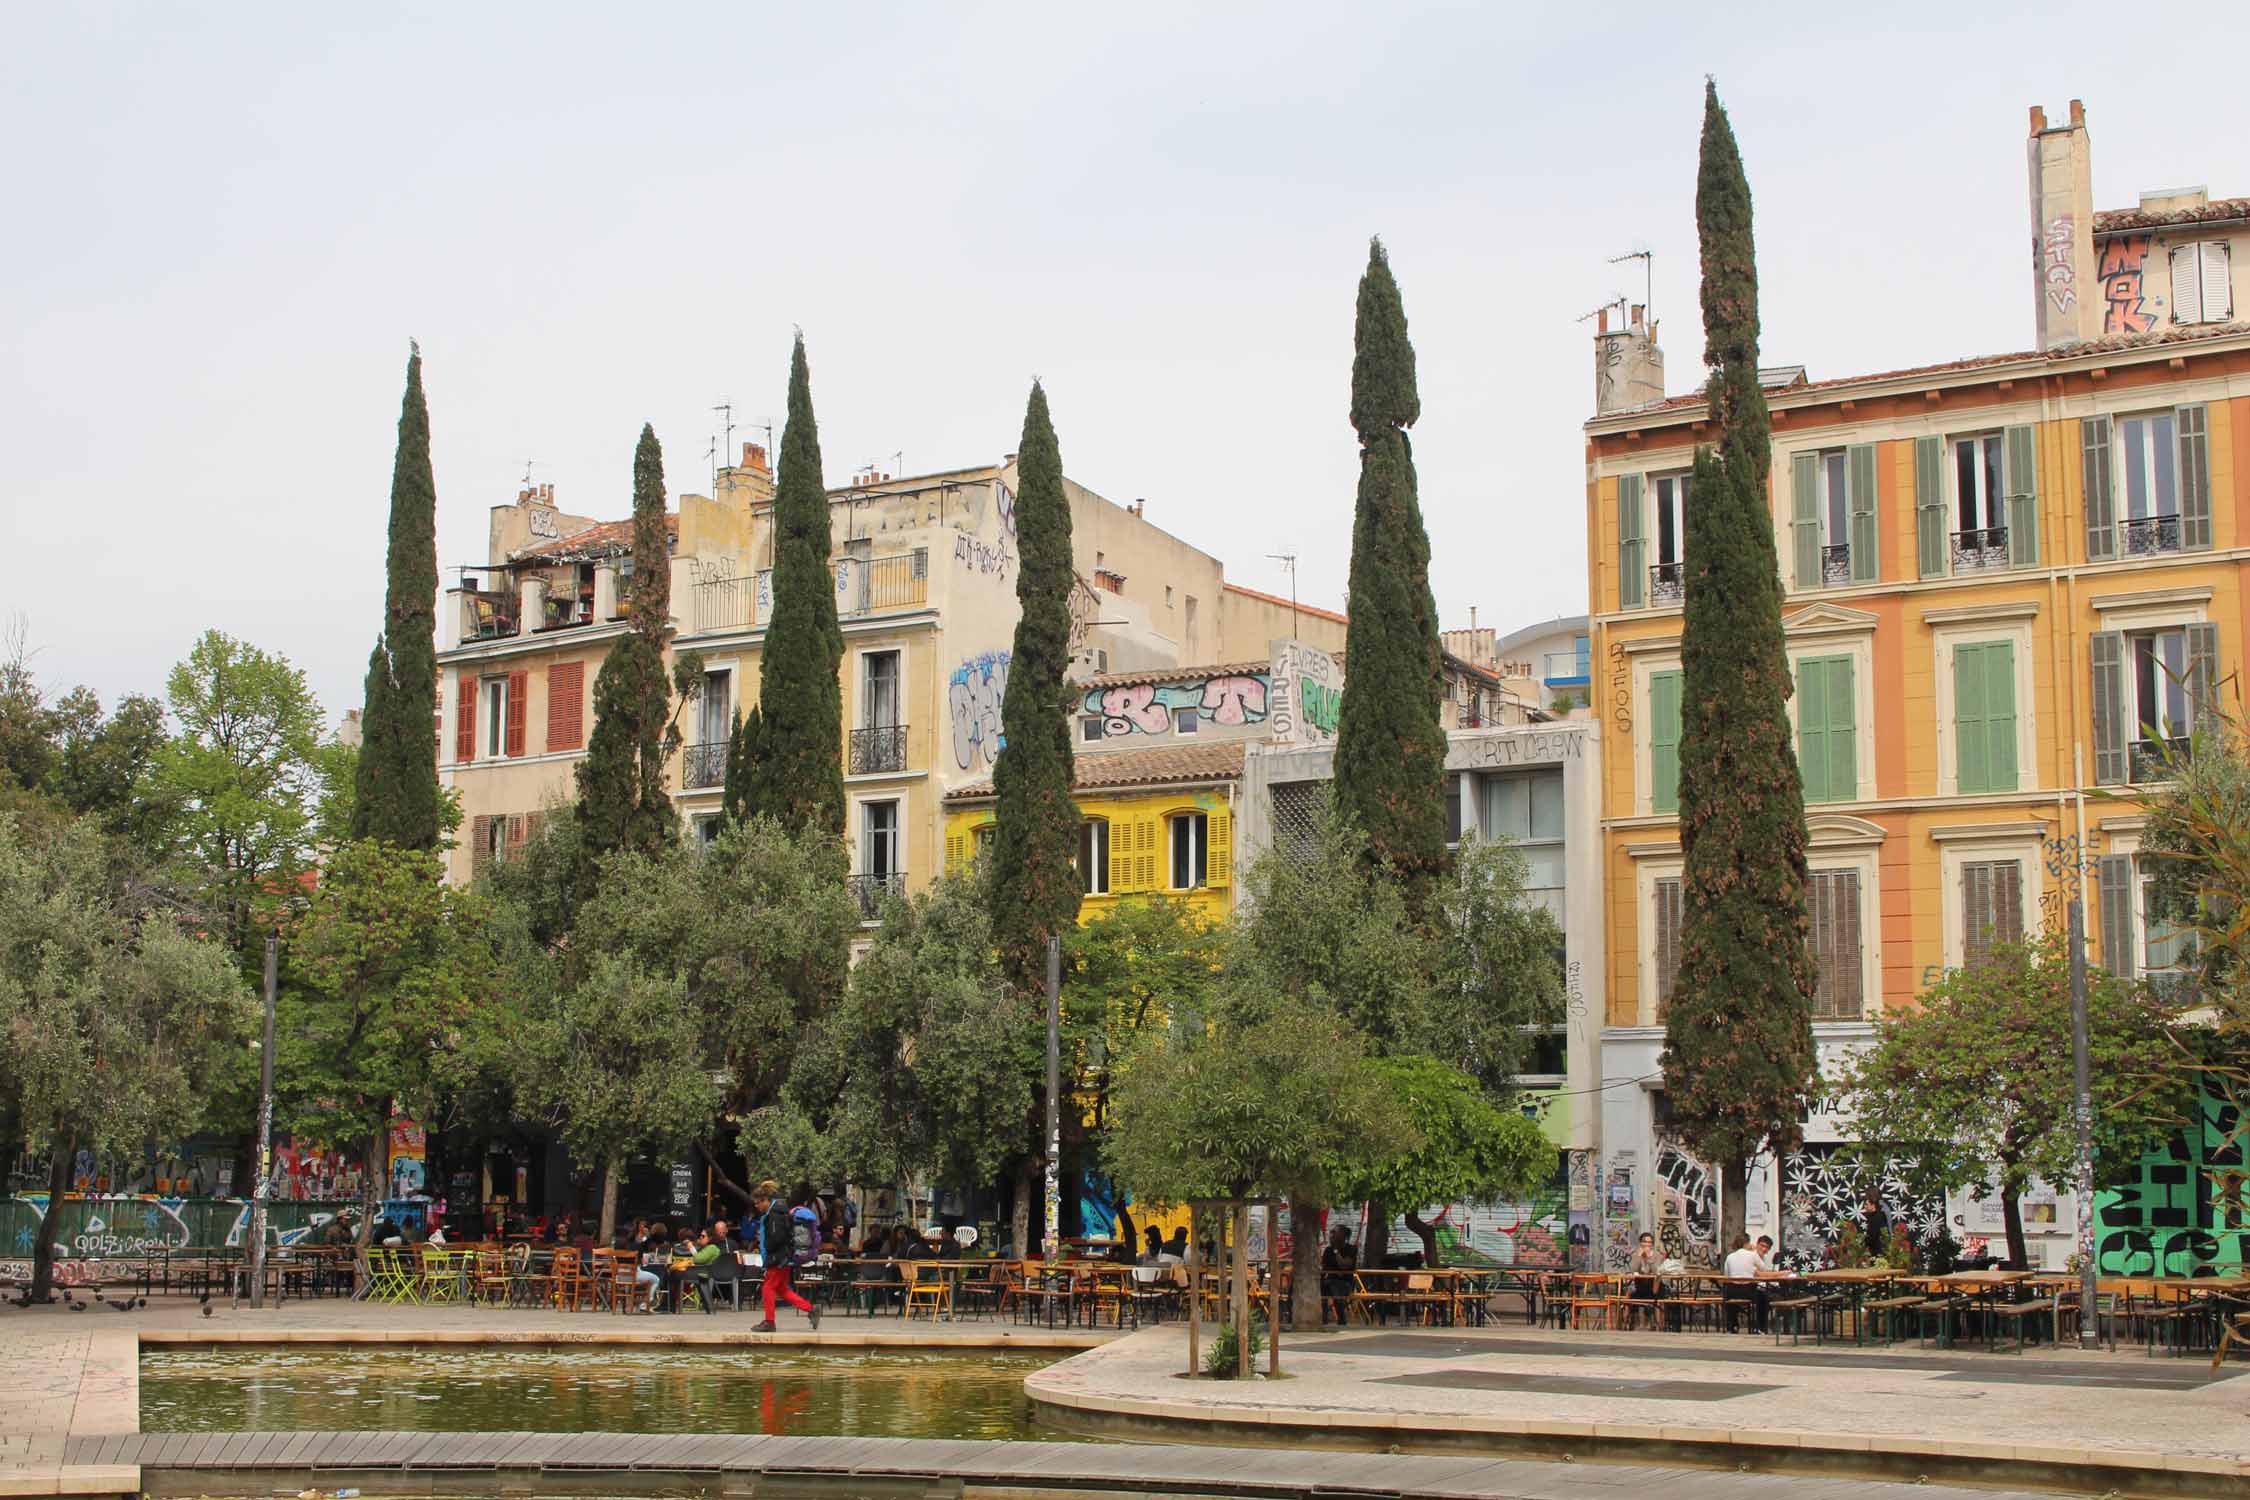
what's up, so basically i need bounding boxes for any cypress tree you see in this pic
[720,705,765,825]
[989,382,1082,995]
[1659,82,1817,1250]
[351,343,442,850]
[1333,239,1447,909]
[574,425,677,897]
[745,334,845,839]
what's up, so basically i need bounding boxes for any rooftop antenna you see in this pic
[712,402,735,474]
[1575,297,1629,327]
[1266,550,1299,640]
[1607,249,1653,320]
[705,434,720,497]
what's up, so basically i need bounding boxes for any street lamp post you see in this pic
[248,936,277,1309]
[1044,934,1061,1262]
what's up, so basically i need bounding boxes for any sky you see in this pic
[6,2,2248,729]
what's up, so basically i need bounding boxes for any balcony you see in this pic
[2129,734,2191,784]
[1541,649,1591,686]
[682,740,729,789]
[457,589,520,642]
[1951,526,2009,573]
[849,724,909,775]
[1648,560,1684,605]
[755,549,930,621]
[691,572,754,633]
[2121,513,2183,557]
[1820,543,1852,587]
[847,871,905,921]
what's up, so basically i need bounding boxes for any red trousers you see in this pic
[761,1265,811,1320]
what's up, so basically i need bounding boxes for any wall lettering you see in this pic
[1608,639,1632,739]
[948,651,1010,770]
[952,532,1014,580]
[2099,234,2155,336]
[2093,1092,2247,1276]
[2043,214,2078,313]
[1269,641,1342,747]
[1081,672,1270,738]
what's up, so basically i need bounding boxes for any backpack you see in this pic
[789,1205,820,1266]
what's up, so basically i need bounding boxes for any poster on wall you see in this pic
[386,1116,426,1198]
[1962,1177,2072,1236]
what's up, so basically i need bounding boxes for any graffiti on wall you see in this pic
[949,651,1010,770]
[1081,673,1268,738]
[1348,1195,1572,1270]
[2099,234,2155,336]
[1776,1145,1944,1273]
[1269,641,1342,746]
[2043,214,2078,314]
[2093,1092,2246,1275]
[953,531,1013,581]
[1651,1136,1718,1267]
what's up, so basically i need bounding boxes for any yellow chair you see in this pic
[904,1262,952,1321]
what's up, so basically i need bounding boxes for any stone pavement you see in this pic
[1027,1323,2250,1494]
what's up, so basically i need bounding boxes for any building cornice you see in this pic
[1921,600,2043,626]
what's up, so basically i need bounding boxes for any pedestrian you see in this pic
[752,1179,819,1332]
[1754,1234,1778,1272]
[1860,1193,1890,1256]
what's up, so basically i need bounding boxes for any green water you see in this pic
[140,1348,1077,1441]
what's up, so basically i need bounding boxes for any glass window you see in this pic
[1482,769,1565,917]
[699,669,731,746]
[1445,774,1462,845]
[2129,628,2190,742]
[863,651,901,729]
[1820,450,1850,547]
[1652,477,1689,567]
[862,801,899,879]
[481,676,507,758]
[1174,710,1199,736]
[2119,413,2178,521]
[1080,716,1105,743]
[1953,433,2005,534]
[1169,812,1208,890]
[1079,819,1110,896]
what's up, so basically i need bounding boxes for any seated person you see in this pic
[1721,1234,1768,1332]
[1139,1226,1166,1267]
[1319,1225,1358,1324]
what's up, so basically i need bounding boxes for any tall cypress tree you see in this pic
[989,382,1082,996]
[1659,82,1817,1249]
[720,705,765,825]
[351,343,442,850]
[745,334,844,839]
[574,425,677,897]
[1333,239,1447,910]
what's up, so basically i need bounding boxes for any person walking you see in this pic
[753,1180,819,1332]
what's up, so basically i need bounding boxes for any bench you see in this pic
[1770,1295,1824,1346]
[1861,1294,1927,1345]
[1986,1299,2048,1352]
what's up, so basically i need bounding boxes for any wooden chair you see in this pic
[1567,1274,1613,1329]
[470,1249,511,1306]
[549,1248,591,1311]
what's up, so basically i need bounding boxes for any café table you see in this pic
[1800,1266,1901,1342]
[1926,1268,2033,1350]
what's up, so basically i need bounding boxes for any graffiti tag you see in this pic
[948,652,1010,770]
[2043,215,2078,313]
[952,532,1013,580]
[2099,234,2155,336]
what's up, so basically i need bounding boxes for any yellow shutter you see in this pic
[1206,807,1232,888]
[945,832,963,875]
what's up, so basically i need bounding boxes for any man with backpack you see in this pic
[752,1178,821,1332]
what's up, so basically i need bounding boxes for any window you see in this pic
[1482,769,1564,919]
[481,675,509,758]
[2170,241,2233,325]
[1080,715,1105,743]
[1791,445,1876,587]
[1961,859,2023,968]
[2118,411,2180,553]
[1808,868,1863,1020]
[862,800,899,879]
[1794,655,1858,803]
[545,660,585,752]
[2129,626,2192,745]
[1648,669,1683,814]
[1270,781,1322,866]
[862,651,901,729]
[2140,865,2195,994]
[694,815,722,848]
[2093,622,2215,785]
[485,814,509,865]
[1169,812,1208,890]
[1174,710,1199,736]
[1445,774,1463,844]
[1951,433,2008,571]
[1818,450,1849,574]
[1651,474,1689,602]
[1078,818,1110,895]
[699,668,732,746]
[2088,406,2209,562]
[1952,641,2019,794]
[1653,876,1683,1021]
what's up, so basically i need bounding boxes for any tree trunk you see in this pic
[1404,1209,1441,1268]
[1288,1199,1323,1332]
[360,1130,385,1247]
[692,1137,758,1209]
[1232,1200,1250,1379]
[1115,1203,1136,1260]
[1364,1196,1389,1266]
[30,1130,73,1302]
[1718,1157,1748,1256]
[2000,1187,2029,1271]
[598,1156,621,1245]
[1012,1161,1034,1262]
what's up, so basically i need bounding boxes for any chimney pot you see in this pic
[2029,104,2047,133]
[1597,307,1610,334]
[1630,303,1645,328]
[2069,98,2084,126]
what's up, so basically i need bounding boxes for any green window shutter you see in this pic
[1797,656,1856,802]
[2090,631,2127,785]
[2096,854,2135,977]
[1915,435,1947,578]
[1984,641,2018,792]
[2081,417,2116,562]
[1618,475,1645,609]
[1790,452,1821,589]
[2186,621,2219,730]
[1824,657,1857,801]
[1796,657,1826,799]
[2177,404,2213,552]
[1847,443,1879,581]
[1649,670,1682,813]
[2004,424,2039,566]
[1954,643,1990,794]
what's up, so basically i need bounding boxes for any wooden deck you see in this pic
[69,1431,2076,1500]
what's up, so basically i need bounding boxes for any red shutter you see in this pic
[470,815,493,878]
[456,675,478,762]
[505,671,528,757]
[546,661,585,751]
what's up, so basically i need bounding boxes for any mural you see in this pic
[1349,1194,1572,1270]
[2099,234,2155,336]
[1268,641,1341,746]
[1775,1144,1944,1272]
[1081,672,1268,738]
[1650,1135,1719,1267]
[2093,1091,2246,1275]
[948,651,1010,770]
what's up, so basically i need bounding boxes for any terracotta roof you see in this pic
[1222,581,1347,625]
[511,514,679,563]
[1606,321,2250,421]
[945,739,1245,801]
[2094,197,2250,233]
[1082,660,1269,690]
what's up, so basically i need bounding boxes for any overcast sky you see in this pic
[7,3,2246,729]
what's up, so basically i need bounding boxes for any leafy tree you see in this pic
[744,335,844,839]
[1064,896,1223,1135]
[515,952,720,1242]
[152,631,324,956]
[1333,239,1446,911]
[1661,82,1817,1247]
[0,814,251,1298]
[351,345,443,852]
[1327,1055,1552,1266]
[990,382,1083,996]
[574,426,681,901]
[1835,936,2184,1268]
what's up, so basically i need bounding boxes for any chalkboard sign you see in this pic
[670,1164,694,1210]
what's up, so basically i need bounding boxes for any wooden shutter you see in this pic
[2081,417,2116,561]
[1617,475,1645,609]
[505,814,528,856]
[1797,657,1828,801]
[1915,435,1947,578]
[2097,853,2136,976]
[1963,859,2023,967]
[1205,806,1232,889]
[2171,244,2205,324]
[1808,869,1863,1020]
[2177,404,2212,552]
[546,660,585,751]
[1954,643,1990,795]
[2186,622,2220,730]
[469,814,493,879]
[2090,631,2127,785]
[1790,452,1821,589]
[945,831,964,876]
[1649,670,1683,814]
[1798,656,1854,803]
[1653,877,1683,1022]
[504,671,528,757]
[2202,241,2232,321]
[1847,443,1878,582]
[455,674,478,762]
[1826,658,1857,800]
[2004,424,2039,567]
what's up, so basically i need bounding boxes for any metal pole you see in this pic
[1044,935,1061,1263]
[249,936,277,1309]
[1185,1208,1200,1376]
[2068,898,2097,1348]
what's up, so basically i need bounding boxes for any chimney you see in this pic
[2028,98,2099,349]
[1593,304,1665,416]
[741,442,770,476]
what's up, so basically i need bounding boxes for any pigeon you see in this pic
[197,1291,211,1306]
[111,1300,134,1313]
[201,1304,214,1318]
[68,1299,86,1312]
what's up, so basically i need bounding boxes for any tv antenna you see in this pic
[1576,298,1629,327]
[1608,249,1653,318]
[1266,550,1300,639]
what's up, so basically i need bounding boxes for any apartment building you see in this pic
[1586,101,2248,1272]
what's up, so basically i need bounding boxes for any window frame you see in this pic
[1651,471,1690,568]
[480,674,509,759]
[698,667,732,747]
[1630,650,1684,817]
[1079,817,1111,896]
[1477,768,1565,921]
[1079,715,1105,744]
[2170,240,2232,325]
[1938,835,2040,971]
[2125,625,2193,744]
[1168,811,1209,891]
[1784,636,1875,805]
[1636,856,1685,1026]
[2116,410,2180,525]
[860,797,902,880]
[1951,430,2007,535]
[1930,617,2037,798]
[861,648,902,730]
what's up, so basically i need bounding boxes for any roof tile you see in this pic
[946,739,1245,801]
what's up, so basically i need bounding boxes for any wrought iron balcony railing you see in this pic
[849,724,909,775]
[1648,560,1684,605]
[2129,733,2191,784]
[1951,525,2009,573]
[847,872,905,921]
[2121,513,2183,557]
[1820,543,1852,586]
[682,740,729,789]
